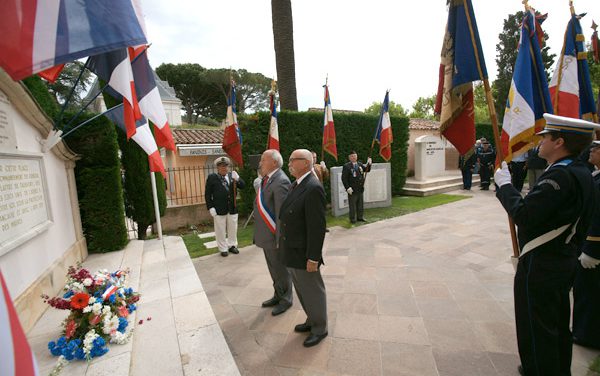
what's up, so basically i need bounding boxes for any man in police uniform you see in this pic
[572,140,600,349]
[205,156,246,257]
[494,114,599,375]
[341,151,372,223]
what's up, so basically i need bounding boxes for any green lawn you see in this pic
[591,356,600,374]
[183,193,469,258]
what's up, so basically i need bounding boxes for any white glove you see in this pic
[320,161,326,169]
[231,171,239,181]
[494,161,511,187]
[346,187,353,195]
[209,208,217,217]
[579,253,600,269]
[366,157,372,165]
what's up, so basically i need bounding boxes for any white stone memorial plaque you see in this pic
[0,155,52,256]
[0,91,17,153]
[364,169,387,202]
[336,174,349,209]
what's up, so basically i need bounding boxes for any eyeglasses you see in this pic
[288,157,307,162]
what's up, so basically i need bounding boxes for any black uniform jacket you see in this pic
[496,157,596,257]
[582,172,600,259]
[205,172,246,215]
[341,161,371,193]
[279,173,327,269]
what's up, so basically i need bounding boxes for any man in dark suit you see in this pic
[253,149,293,316]
[494,114,598,376]
[280,149,328,347]
[205,156,246,257]
[341,151,372,223]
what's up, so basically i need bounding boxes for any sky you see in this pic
[141,0,599,113]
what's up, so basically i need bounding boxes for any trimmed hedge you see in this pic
[62,112,128,252]
[236,111,409,216]
[22,76,59,120]
[475,123,500,149]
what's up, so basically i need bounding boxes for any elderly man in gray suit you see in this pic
[253,149,293,316]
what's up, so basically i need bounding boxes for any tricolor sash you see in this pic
[256,184,276,234]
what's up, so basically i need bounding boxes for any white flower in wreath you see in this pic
[103,315,119,335]
[102,305,111,316]
[91,303,103,316]
[71,282,84,292]
[83,306,92,313]
[83,278,93,287]
[88,296,96,305]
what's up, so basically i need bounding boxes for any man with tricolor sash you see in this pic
[253,150,293,316]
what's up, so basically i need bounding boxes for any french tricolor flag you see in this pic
[101,285,119,301]
[89,48,142,140]
[267,91,280,151]
[0,270,39,376]
[374,91,393,161]
[0,0,146,81]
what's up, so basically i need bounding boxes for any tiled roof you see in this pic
[408,118,440,130]
[173,128,223,145]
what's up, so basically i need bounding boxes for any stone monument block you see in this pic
[414,135,445,181]
[330,163,392,217]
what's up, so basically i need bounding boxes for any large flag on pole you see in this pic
[322,85,338,160]
[267,88,280,151]
[104,106,166,176]
[88,49,142,140]
[549,14,598,122]
[0,0,146,81]
[501,10,553,161]
[435,0,488,156]
[373,91,393,161]
[222,82,243,166]
[0,270,39,376]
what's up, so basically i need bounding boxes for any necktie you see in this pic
[262,175,269,188]
[290,181,298,190]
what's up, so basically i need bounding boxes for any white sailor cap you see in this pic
[214,156,231,167]
[538,114,600,135]
[591,140,600,148]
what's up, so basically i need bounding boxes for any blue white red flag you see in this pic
[222,82,243,166]
[101,285,119,301]
[255,183,276,234]
[0,270,39,376]
[435,0,488,156]
[501,10,553,161]
[373,91,393,161]
[322,85,338,160]
[104,106,166,176]
[267,90,280,151]
[0,0,146,81]
[549,14,598,123]
[89,48,142,140]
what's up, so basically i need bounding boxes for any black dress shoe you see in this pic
[261,297,279,307]
[220,251,228,257]
[271,303,290,316]
[294,323,312,333]
[228,246,239,254]
[357,218,367,222]
[517,365,524,375]
[303,332,328,347]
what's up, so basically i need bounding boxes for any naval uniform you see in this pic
[496,157,595,376]
[572,170,600,349]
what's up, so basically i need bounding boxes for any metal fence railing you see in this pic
[164,165,217,207]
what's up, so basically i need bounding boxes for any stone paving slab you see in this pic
[193,188,600,376]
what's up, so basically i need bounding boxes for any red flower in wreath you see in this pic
[70,292,90,310]
[65,319,78,338]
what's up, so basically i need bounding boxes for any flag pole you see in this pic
[321,75,328,162]
[150,171,163,241]
[466,0,520,258]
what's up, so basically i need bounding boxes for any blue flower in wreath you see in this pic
[62,290,74,299]
[118,317,128,333]
[127,304,136,313]
[109,294,116,304]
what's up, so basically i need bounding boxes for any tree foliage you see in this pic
[271,0,298,110]
[364,101,408,117]
[155,64,272,124]
[46,61,93,111]
[493,11,556,122]
[409,94,437,119]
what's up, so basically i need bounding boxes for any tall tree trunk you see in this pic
[271,0,298,111]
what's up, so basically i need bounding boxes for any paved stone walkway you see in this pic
[193,188,600,376]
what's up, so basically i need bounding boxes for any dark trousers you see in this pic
[514,252,576,376]
[480,164,492,189]
[510,161,527,192]
[262,247,293,306]
[461,167,473,189]
[573,262,600,349]
[348,191,364,222]
[288,267,328,335]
